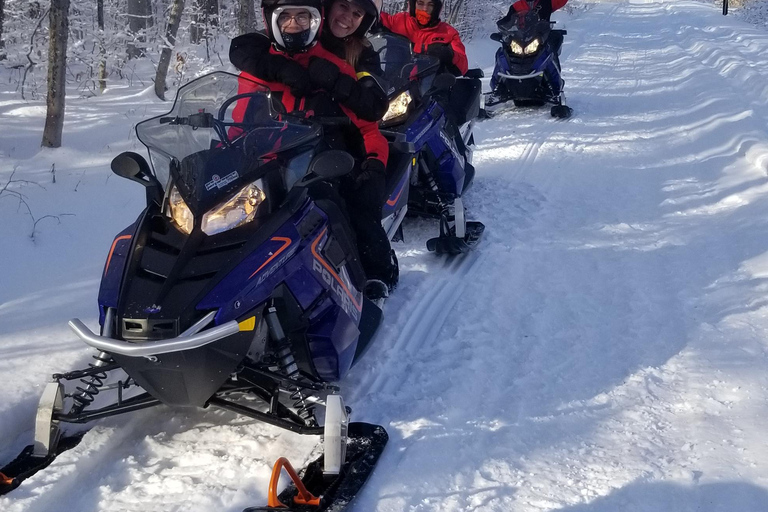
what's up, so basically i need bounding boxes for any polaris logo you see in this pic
[312,259,360,323]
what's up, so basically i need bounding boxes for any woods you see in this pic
[0,0,484,148]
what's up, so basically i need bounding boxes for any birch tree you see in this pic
[41,0,70,148]
[154,0,186,100]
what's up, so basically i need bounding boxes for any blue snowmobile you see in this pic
[369,32,486,255]
[486,9,572,118]
[0,72,416,511]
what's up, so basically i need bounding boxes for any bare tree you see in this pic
[41,0,70,148]
[127,0,152,59]
[0,0,5,60]
[154,0,186,100]
[97,0,106,92]
[237,0,256,34]
[191,0,219,44]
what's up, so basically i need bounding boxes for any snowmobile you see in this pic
[369,31,486,255]
[485,9,572,119]
[0,71,416,511]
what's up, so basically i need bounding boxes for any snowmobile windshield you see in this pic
[135,71,318,192]
[502,11,550,42]
[368,32,441,97]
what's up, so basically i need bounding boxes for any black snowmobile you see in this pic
[0,71,417,511]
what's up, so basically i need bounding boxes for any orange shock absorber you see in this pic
[0,472,14,486]
[267,457,321,508]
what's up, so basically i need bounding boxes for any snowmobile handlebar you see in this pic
[68,317,243,357]
[159,112,216,128]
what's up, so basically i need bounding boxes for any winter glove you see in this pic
[277,59,311,97]
[426,43,455,66]
[308,57,357,102]
[308,57,342,92]
[354,158,388,207]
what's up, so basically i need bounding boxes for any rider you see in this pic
[309,0,389,121]
[497,0,568,61]
[379,0,468,77]
[229,0,398,298]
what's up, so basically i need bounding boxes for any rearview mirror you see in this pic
[111,152,163,204]
[464,68,484,79]
[490,32,502,42]
[308,150,355,179]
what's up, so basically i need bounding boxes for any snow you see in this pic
[4,0,768,510]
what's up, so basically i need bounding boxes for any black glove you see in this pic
[277,59,311,97]
[308,57,341,92]
[426,43,455,66]
[354,158,387,207]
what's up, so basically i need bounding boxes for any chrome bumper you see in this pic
[68,316,242,357]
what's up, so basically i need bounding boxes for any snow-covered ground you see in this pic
[4,0,768,510]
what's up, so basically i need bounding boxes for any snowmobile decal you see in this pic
[248,236,294,280]
[103,234,131,277]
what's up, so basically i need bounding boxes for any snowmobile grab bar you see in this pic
[67,317,243,357]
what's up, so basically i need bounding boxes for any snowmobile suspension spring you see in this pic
[70,351,112,412]
[289,388,316,423]
[264,303,316,424]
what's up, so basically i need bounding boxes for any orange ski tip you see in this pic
[0,471,14,486]
[268,457,321,508]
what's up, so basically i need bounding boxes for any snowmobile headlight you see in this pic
[169,186,194,235]
[201,181,266,235]
[509,40,525,55]
[382,91,412,123]
[524,38,541,55]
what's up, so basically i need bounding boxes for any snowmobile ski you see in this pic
[244,422,388,512]
[0,434,84,496]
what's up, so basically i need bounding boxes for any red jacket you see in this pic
[380,12,468,76]
[506,0,567,22]
[232,42,388,166]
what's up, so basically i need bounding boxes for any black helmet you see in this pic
[324,0,381,37]
[408,0,443,27]
[262,0,323,52]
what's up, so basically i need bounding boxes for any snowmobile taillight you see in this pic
[0,472,13,486]
[267,457,321,508]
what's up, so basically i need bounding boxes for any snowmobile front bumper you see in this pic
[496,70,545,80]
[67,312,248,357]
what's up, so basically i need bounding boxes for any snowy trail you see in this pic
[5,1,768,511]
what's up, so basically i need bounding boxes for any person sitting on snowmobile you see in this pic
[379,0,468,77]
[229,0,398,298]
[497,0,568,63]
[317,0,388,120]
[230,0,388,123]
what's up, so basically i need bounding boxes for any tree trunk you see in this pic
[155,0,186,100]
[97,0,106,92]
[237,0,255,35]
[127,0,152,59]
[42,0,70,148]
[0,0,6,60]
[191,0,219,44]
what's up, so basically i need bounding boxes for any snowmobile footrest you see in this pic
[0,434,84,496]
[427,221,486,255]
[244,422,388,512]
